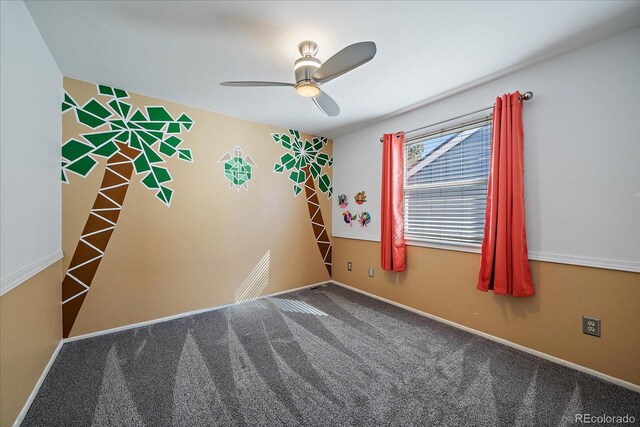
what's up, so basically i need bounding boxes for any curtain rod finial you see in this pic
[520,91,533,101]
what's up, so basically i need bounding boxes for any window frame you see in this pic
[403,115,493,253]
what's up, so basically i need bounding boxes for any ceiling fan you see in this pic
[221,40,377,117]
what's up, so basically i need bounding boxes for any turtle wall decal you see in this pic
[218,146,257,191]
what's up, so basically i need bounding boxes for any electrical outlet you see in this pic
[347,262,352,271]
[582,316,600,337]
[368,267,374,278]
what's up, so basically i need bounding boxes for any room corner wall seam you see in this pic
[330,280,640,393]
[0,250,63,297]
[11,339,63,427]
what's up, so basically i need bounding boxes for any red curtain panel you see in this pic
[381,132,406,272]
[477,92,534,296]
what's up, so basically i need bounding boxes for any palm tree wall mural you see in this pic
[272,130,333,276]
[61,84,194,337]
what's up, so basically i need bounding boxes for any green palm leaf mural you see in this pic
[272,129,333,276]
[62,85,194,205]
[61,84,195,337]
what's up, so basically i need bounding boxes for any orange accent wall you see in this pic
[333,237,640,385]
[62,77,332,337]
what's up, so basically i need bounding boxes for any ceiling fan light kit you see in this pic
[296,83,320,98]
[221,40,377,117]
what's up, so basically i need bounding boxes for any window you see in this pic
[404,116,492,247]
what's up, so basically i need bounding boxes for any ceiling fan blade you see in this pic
[312,41,377,83]
[312,90,340,117]
[220,81,294,87]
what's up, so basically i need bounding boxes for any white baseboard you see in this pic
[13,340,63,427]
[64,280,330,343]
[331,280,640,393]
[1,250,63,297]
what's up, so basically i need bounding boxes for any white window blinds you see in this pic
[404,117,492,246]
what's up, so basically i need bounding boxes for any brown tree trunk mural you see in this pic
[62,142,140,337]
[302,165,332,276]
[272,131,333,277]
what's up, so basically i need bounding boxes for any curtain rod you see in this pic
[379,91,533,143]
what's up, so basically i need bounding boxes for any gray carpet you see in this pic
[23,283,639,426]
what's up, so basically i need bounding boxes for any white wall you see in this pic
[1,1,63,295]
[332,28,640,273]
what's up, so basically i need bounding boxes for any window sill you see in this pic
[406,239,481,254]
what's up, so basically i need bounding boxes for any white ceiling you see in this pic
[25,1,640,138]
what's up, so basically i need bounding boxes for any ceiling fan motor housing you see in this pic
[295,57,321,84]
[295,40,321,84]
